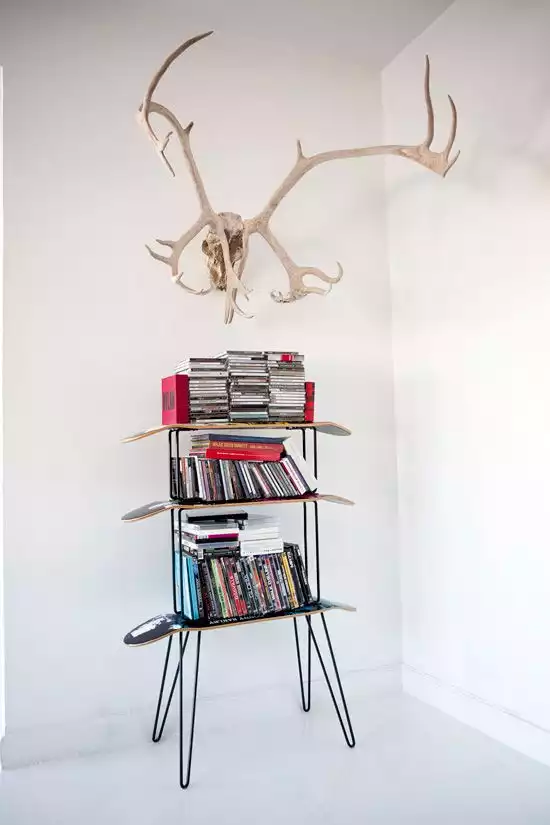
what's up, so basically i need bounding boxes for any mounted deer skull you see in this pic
[138,32,460,324]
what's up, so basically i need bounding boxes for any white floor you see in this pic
[2,679,550,825]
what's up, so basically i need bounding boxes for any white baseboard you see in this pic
[402,664,550,768]
[1,665,400,770]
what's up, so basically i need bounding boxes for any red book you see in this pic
[304,381,315,423]
[192,448,283,462]
[162,375,190,425]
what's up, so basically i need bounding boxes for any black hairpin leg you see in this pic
[305,614,355,748]
[293,617,312,711]
[152,631,190,742]
[179,631,202,789]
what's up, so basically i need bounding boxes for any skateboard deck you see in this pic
[122,494,355,523]
[122,421,351,443]
[124,600,356,645]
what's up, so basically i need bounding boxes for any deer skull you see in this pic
[138,32,459,324]
[201,212,245,292]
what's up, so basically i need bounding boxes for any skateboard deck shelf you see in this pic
[122,421,351,443]
[124,600,356,645]
[122,493,354,523]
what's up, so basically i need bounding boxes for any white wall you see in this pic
[0,0,401,765]
[383,0,550,766]
[0,67,5,744]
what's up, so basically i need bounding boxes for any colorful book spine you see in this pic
[304,381,315,423]
[193,448,282,462]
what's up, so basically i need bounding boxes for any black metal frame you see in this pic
[153,426,355,788]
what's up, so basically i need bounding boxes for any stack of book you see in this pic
[174,436,317,502]
[266,351,306,422]
[175,357,229,423]
[222,350,269,423]
[175,515,243,559]
[239,515,283,556]
[175,534,312,623]
[189,433,284,461]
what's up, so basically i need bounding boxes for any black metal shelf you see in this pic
[122,421,356,788]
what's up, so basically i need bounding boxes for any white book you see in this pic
[240,538,285,556]
[282,441,319,492]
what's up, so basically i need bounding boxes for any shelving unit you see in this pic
[122,422,356,788]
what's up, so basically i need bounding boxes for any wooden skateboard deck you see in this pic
[122,421,351,443]
[124,600,356,646]
[122,494,355,522]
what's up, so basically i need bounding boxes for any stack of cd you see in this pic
[266,352,306,422]
[222,350,269,422]
[175,357,229,423]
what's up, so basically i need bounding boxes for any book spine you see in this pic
[186,557,198,620]
[281,552,298,609]
[280,457,307,495]
[273,554,290,610]
[196,449,281,462]
[198,561,214,620]
[225,559,243,617]
[171,457,179,500]
[220,558,235,617]
[281,456,309,494]
[210,559,227,618]
[292,546,313,604]
[250,464,271,498]
[240,559,256,616]
[192,559,204,619]
[285,547,304,606]
[304,381,315,423]
[192,436,283,453]
[265,557,281,611]
[233,560,248,616]
[258,558,275,611]
[249,558,267,614]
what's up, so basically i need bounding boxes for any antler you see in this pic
[245,55,459,303]
[138,33,250,311]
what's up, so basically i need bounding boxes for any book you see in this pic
[162,374,190,425]
[304,381,315,423]
[190,448,283,462]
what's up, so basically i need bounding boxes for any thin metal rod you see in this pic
[179,631,202,789]
[176,430,182,499]
[152,632,190,742]
[301,429,309,577]
[313,501,321,603]
[299,429,312,706]
[305,615,355,747]
[169,430,175,499]
[170,509,177,612]
[178,510,185,617]
[293,618,311,712]
[312,429,321,601]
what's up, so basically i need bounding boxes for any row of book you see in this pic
[175,543,312,622]
[171,436,317,502]
[167,350,310,424]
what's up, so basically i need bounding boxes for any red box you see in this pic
[162,375,190,425]
[304,381,315,423]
